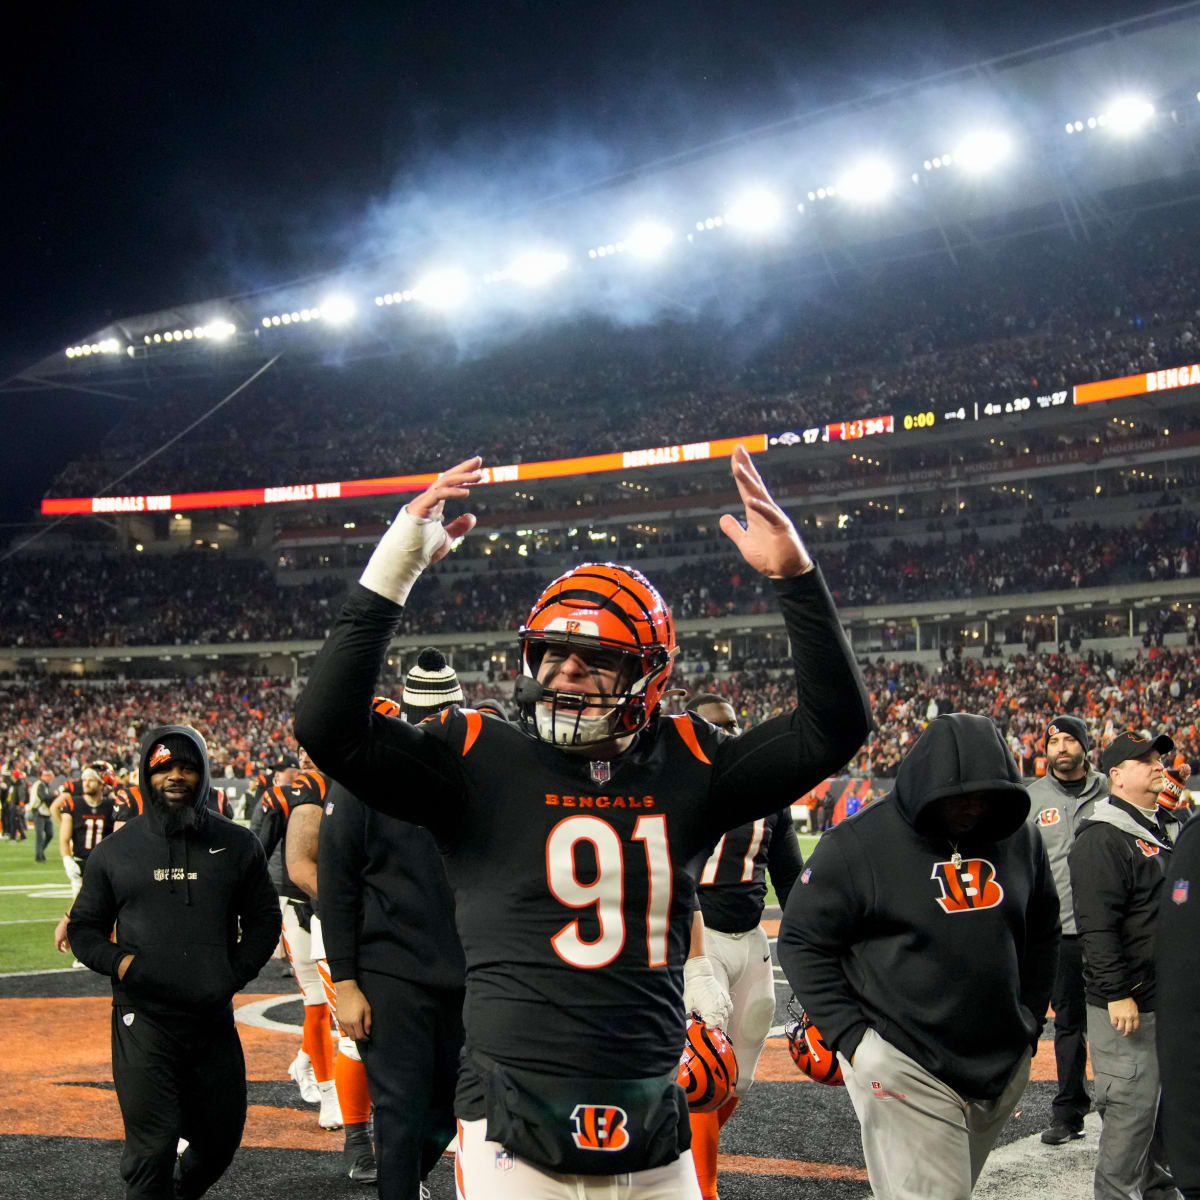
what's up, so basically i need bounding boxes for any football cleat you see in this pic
[785,995,844,1086]
[677,1016,738,1112]
[288,1049,321,1104]
[318,1085,344,1130]
[517,562,677,746]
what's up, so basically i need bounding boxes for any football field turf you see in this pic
[0,827,1099,1199]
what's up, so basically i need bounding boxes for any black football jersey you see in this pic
[696,808,804,933]
[297,572,872,1112]
[256,771,327,902]
[112,784,143,824]
[64,795,115,860]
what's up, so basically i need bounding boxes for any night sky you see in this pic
[2,0,1161,525]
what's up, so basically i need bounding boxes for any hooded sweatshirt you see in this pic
[68,724,281,1019]
[779,712,1061,1100]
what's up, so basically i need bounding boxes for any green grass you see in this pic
[0,829,76,973]
[0,823,822,973]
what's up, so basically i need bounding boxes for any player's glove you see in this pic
[63,856,82,885]
[359,505,451,605]
[684,956,732,1031]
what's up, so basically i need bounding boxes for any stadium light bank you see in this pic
[61,86,1189,359]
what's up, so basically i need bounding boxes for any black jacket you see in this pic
[1069,796,1174,1010]
[778,712,1060,1100]
[1158,816,1200,1195]
[318,780,466,991]
[68,724,281,1019]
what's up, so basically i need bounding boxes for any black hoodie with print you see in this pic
[779,712,1060,1100]
[68,724,281,1018]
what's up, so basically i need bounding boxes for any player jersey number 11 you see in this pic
[547,815,671,970]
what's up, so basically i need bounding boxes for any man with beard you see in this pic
[67,725,280,1200]
[1025,716,1108,1146]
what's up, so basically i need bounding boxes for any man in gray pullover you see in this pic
[1026,715,1108,1145]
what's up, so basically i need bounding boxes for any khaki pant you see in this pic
[839,1028,1030,1199]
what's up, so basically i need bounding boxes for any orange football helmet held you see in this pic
[785,996,843,1086]
[516,562,677,746]
[677,1017,738,1112]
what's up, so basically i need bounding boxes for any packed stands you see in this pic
[5,649,1199,785]
[44,206,1200,500]
[3,508,1199,648]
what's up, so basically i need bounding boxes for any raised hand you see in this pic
[406,455,484,561]
[719,444,811,578]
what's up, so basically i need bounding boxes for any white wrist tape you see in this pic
[358,505,447,605]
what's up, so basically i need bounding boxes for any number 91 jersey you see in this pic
[419,706,727,1085]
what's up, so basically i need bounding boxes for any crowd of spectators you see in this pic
[5,509,1200,648]
[0,675,301,781]
[5,646,1199,791]
[46,205,1200,500]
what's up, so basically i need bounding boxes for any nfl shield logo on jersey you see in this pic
[1173,879,1190,905]
[589,760,612,785]
[494,1149,514,1172]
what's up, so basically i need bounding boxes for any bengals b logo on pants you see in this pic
[931,859,1005,913]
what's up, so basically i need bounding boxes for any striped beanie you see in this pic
[402,647,464,722]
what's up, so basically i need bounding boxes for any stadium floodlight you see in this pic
[624,221,674,260]
[1102,95,1154,136]
[953,130,1013,173]
[413,267,473,311]
[836,158,896,205]
[506,249,569,287]
[204,320,235,341]
[320,294,357,326]
[725,187,784,233]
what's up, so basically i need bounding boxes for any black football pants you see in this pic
[111,1004,247,1200]
[357,971,465,1200]
[1050,935,1090,1130]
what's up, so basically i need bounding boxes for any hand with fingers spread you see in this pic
[719,444,812,579]
[359,455,484,604]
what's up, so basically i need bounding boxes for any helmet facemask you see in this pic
[519,633,673,746]
[515,563,677,748]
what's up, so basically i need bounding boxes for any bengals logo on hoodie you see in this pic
[931,858,1005,913]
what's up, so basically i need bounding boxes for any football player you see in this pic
[295,449,871,1199]
[56,767,115,898]
[284,748,377,1183]
[686,694,804,1200]
[256,757,344,1131]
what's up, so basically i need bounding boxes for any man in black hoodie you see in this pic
[68,725,281,1200]
[779,713,1060,1200]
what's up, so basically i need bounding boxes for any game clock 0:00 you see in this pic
[902,411,937,431]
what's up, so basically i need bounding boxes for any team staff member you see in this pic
[780,714,1060,1200]
[318,729,467,1197]
[296,449,871,1198]
[67,726,280,1200]
[1070,731,1183,1200]
[1025,715,1108,1146]
[1158,814,1200,1200]
[32,768,57,862]
[686,693,803,1200]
